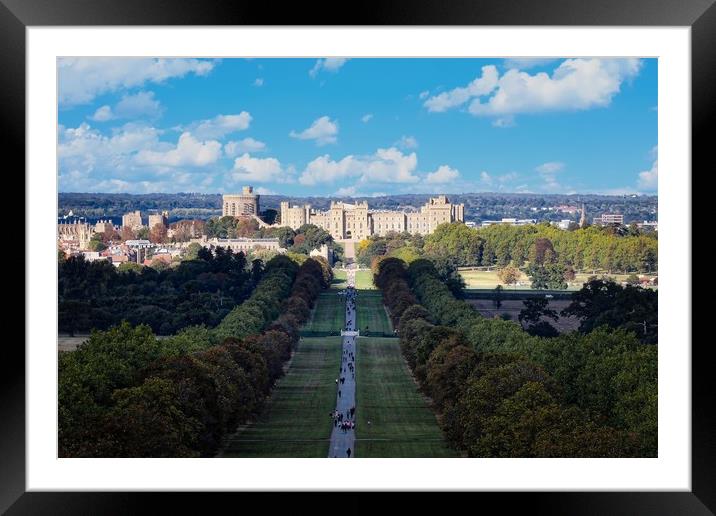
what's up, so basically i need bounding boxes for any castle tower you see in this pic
[223,186,260,217]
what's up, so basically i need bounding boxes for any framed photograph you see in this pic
[6,0,712,512]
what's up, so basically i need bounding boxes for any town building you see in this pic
[80,251,109,263]
[125,239,153,263]
[148,210,169,229]
[223,186,260,217]
[593,213,624,225]
[94,219,115,233]
[480,218,537,228]
[552,205,582,214]
[309,244,334,265]
[58,219,93,250]
[279,195,465,240]
[122,210,143,229]
[191,236,284,254]
[636,220,658,231]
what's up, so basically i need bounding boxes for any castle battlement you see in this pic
[279,196,464,240]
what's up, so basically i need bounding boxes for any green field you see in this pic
[219,337,342,457]
[331,268,376,290]
[459,269,653,290]
[301,292,345,335]
[356,292,393,336]
[355,337,458,457]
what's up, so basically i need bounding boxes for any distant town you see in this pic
[58,187,657,269]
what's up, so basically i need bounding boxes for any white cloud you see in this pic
[58,122,222,193]
[90,105,114,121]
[335,186,358,197]
[535,162,565,175]
[535,162,567,192]
[480,171,493,184]
[419,90,430,100]
[254,187,277,195]
[58,57,215,105]
[114,91,162,119]
[469,59,642,117]
[309,58,349,78]
[290,116,338,145]
[299,147,419,185]
[424,65,500,112]
[187,112,252,140]
[225,138,266,156]
[424,59,642,120]
[231,153,285,183]
[425,165,460,184]
[395,135,418,150]
[492,116,516,128]
[300,155,357,185]
[361,113,373,123]
[59,122,161,161]
[334,186,388,197]
[254,78,264,86]
[135,132,222,167]
[637,155,658,191]
[89,91,163,121]
[224,138,267,157]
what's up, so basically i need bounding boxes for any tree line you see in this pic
[59,255,332,457]
[357,222,657,276]
[58,247,262,336]
[373,257,657,457]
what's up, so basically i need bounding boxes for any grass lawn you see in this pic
[356,292,393,336]
[331,269,348,289]
[331,268,376,290]
[219,337,342,457]
[302,292,345,334]
[355,337,458,458]
[459,269,651,290]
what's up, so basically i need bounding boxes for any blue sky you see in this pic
[57,57,657,196]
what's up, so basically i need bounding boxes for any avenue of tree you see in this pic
[58,255,332,457]
[374,256,657,457]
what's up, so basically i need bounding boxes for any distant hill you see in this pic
[58,191,658,224]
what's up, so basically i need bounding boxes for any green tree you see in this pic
[136,227,150,240]
[88,234,107,252]
[527,263,567,290]
[424,222,484,267]
[518,298,558,326]
[183,242,202,261]
[101,378,201,457]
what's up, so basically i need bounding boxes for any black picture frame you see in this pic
[3,0,711,513]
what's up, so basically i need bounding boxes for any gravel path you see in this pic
[328,268,358,458]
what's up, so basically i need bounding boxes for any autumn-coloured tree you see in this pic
[497,265,521,286]
[236,216,260,238]
[149,223,168,244]
[120,226,136,241]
